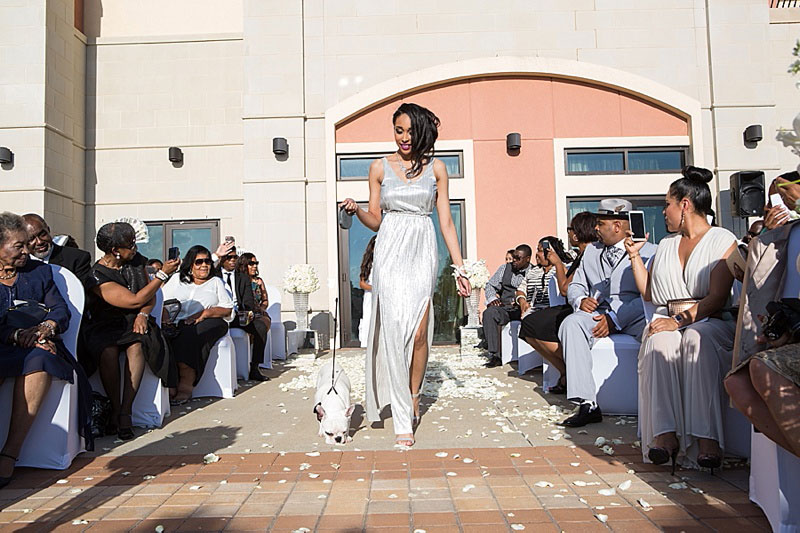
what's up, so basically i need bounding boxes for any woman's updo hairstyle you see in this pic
[96,222,136,253]
[668,165,714,216]
[392,102,440,179]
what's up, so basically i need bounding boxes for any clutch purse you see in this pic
[667,298,698,317]
[6,300,50,329]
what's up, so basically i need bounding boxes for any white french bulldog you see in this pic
[314,360,355,445]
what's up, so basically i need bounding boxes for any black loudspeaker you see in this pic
[506,133,521,151]
[168,147,183,163]
[730,171,765,217]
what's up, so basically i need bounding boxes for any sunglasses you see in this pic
[194,257,213,266]
[249,261,259,266]
[512,254,525,260]
[223,255,238,260]
[567,227,574,231]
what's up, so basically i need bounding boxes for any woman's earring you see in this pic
[115,253,121,259]
[679,211,685,229]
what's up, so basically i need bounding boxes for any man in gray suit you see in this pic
[558,198,657,427]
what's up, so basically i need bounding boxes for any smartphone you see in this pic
[770,193,786,209]
[168,247,180,261]
[224,235,235,244]
[628,210,647,242]
[541,240,550,251]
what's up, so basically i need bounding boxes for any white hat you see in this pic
[594,198,633,219]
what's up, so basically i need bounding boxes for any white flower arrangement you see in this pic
[283,264,321,294]
[452,259,490,289]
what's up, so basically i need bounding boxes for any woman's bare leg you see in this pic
[750,359,800,456]
[175,362,196,402]
[725,369,793,451]
[524,337,566,377]
[398,302,432,445]
[0,371,52,477]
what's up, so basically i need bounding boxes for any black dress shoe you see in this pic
[484,355,502,368]
[558,404,602,427]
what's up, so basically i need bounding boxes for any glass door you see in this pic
[138,220,219,262]
[338,202,465,346]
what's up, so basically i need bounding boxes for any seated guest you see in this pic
[505,249,515,264]
[742,219,764,245]
[725,221,800,458]
[163,245,234,403]
[481,244,533,367]
[0,212,92,487]
[218,248,269,382]
[518,214,597,393]
[83,223,180,440]
[237,252,270,322]
[626,166,737,472]
[146,258,163,275]
[22,214,96,291]
[558,199,657,427]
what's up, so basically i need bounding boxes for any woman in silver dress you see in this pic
[340,103,470,447]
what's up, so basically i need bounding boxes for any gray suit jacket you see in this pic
[567,241,657,332]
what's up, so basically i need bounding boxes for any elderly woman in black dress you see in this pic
[518,212,598,394]
[83,222,180,440]
[0,212,92,487]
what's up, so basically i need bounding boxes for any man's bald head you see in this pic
[22,213,53,259]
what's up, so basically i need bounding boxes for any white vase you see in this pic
[293,292,309,330]
[467,287,481,328]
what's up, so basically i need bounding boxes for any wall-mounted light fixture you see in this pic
[0,147,13,165]
[272,137,288,156]
[168,147,183,164]
[506,133,521,152]
[744,124,763,145]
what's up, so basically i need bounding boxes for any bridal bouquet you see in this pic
[452,259,490,288]
[283,264,320,294]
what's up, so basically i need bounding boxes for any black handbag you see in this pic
[6,300,50,329]
[161,298,182,339]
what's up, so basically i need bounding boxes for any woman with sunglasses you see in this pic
[236,252,270,324]
[162,245,234,404]
[84,222,180,440]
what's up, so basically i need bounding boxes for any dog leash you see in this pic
[327,297,340,396]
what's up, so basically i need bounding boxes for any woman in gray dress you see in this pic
[340,103,470,447]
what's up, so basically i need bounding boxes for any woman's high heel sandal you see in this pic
[117,414,135,441]
[697,454,722,474]
[648,446,679,476]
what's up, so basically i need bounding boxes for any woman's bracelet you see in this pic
[155,270,170,282]
[451,264,467,278]
[515,294,526,305]
[628,253,640,261]
[137,311,149,318]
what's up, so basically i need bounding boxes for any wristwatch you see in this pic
[673,314,684,327]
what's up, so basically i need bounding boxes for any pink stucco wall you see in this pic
[336,76,688,272]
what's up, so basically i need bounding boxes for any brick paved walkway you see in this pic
[0,445,767,532]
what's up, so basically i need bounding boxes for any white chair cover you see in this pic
[265,285,286,360]
[229,327,252,380]
[192,333,237,399]
[0,265,85,469]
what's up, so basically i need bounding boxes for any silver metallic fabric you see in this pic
[365,157,438,434]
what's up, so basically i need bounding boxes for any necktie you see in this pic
[604,246,623,268]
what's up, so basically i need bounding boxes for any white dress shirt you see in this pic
[220,267,239,309]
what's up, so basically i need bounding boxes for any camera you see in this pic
[762,298,800,343]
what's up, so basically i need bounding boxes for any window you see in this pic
[568,196,667,244]
[565,147,687,175]
[337,151,463,181]
[137,220,220,262]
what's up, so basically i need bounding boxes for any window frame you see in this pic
[336,151,464,181]
[564,146,688,176]
[141,219,220,262]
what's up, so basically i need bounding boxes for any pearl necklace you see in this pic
[0,268,17,280]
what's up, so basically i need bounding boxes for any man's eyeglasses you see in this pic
[194,257,213,266]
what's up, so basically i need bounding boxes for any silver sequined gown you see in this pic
[365,157,438,434]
